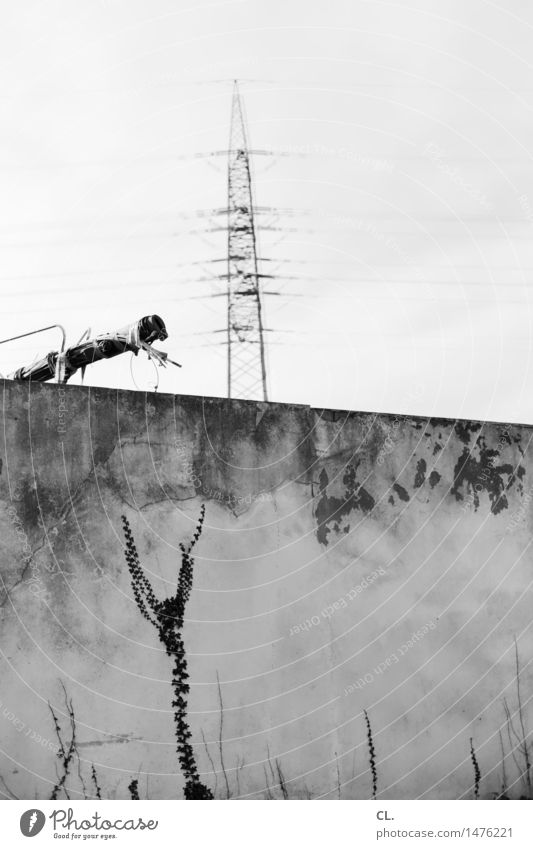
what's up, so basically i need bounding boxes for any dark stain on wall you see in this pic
[16,480,41,530]
[450,446,524,514]
[393,483,410,502]
[499,428,512,447]
[414,459,426,488]
[315,464,375,545]
[454,421,483,445]
[91,394,120,469]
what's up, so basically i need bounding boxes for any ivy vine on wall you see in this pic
[122,505,213,800]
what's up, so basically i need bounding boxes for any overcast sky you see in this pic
[2,0,533,423]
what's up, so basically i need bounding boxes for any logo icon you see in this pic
[20,810,46,837]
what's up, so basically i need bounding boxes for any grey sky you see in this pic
[2,0,533,422]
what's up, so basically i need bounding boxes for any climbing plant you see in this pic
[122,506,213,800]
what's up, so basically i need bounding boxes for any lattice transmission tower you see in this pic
[226,81,268,401]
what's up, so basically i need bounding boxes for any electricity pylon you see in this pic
[226,81,268,401]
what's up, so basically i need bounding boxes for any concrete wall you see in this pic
[1,379,532,800]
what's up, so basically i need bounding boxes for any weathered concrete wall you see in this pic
[1,380,532,800]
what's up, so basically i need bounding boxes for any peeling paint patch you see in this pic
[429,470,441,488]
[393,483,410,502]
[455,421,482,445]
[414,459,426,488]
[315,464,375,545]
[450,447,515,514]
